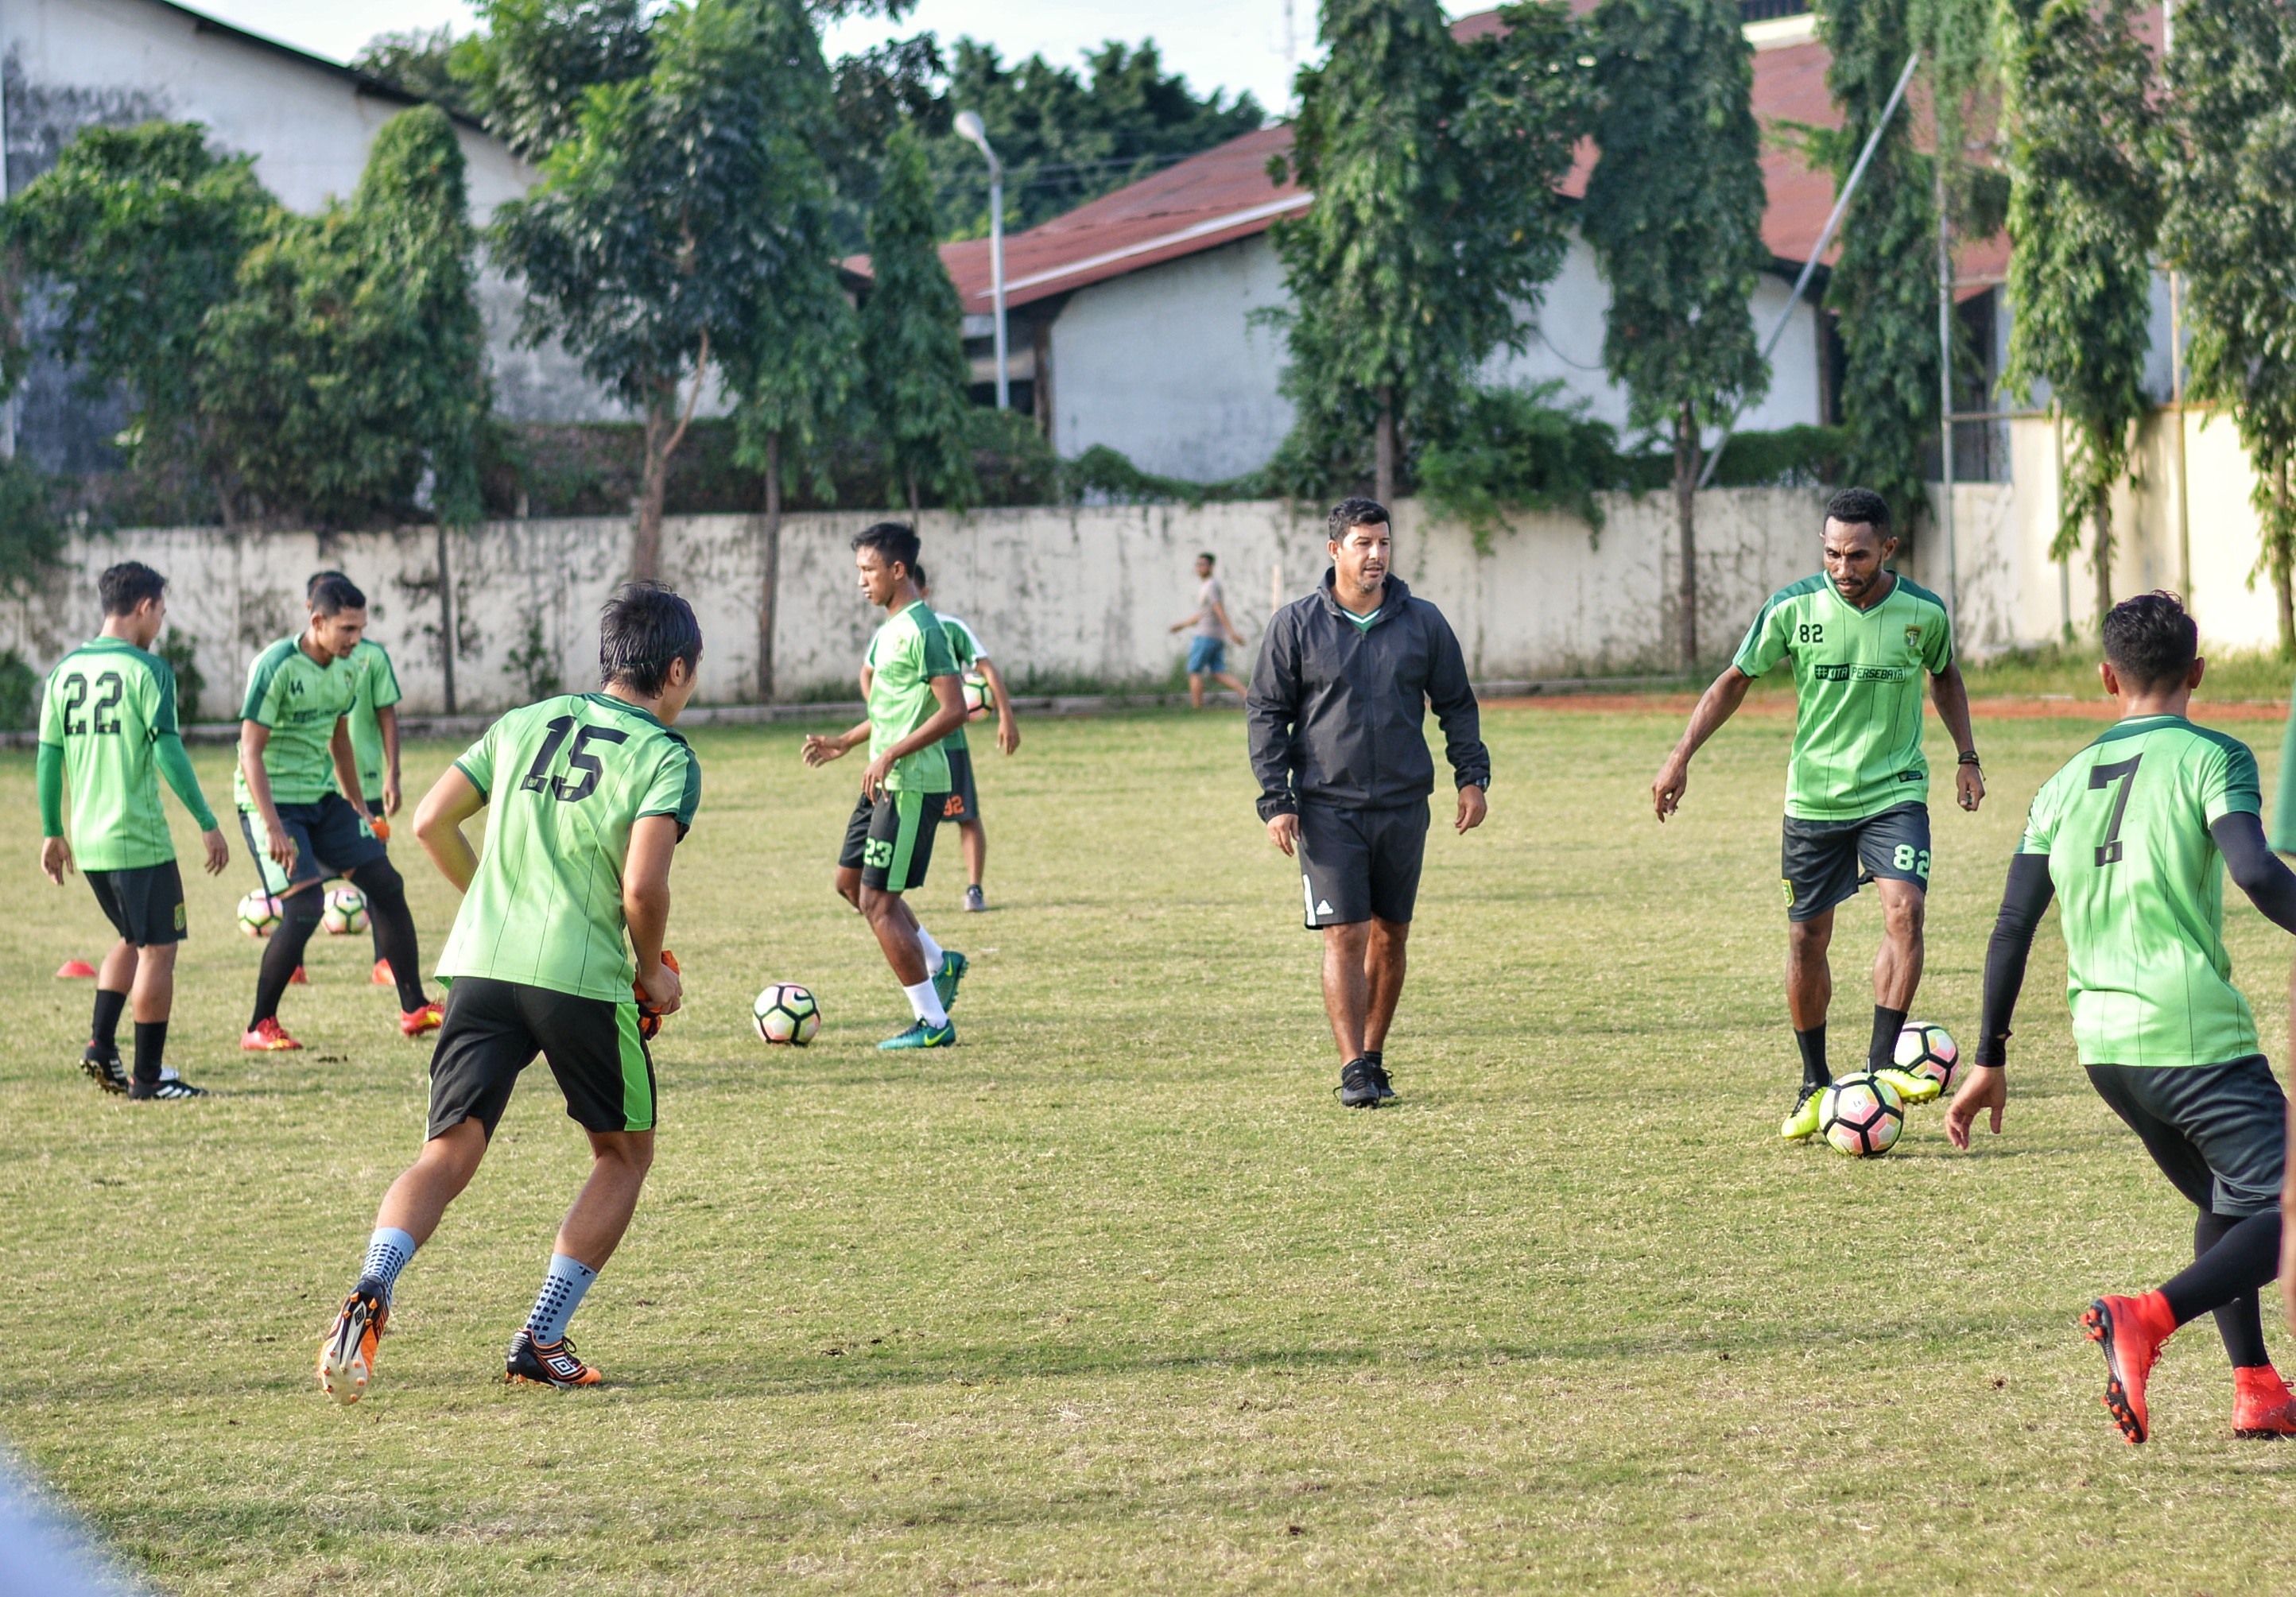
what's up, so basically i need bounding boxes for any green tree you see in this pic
[451,0,654,162]
[0,122,273,517]
[1811,0,1937,528]
[1998,0,2158,622]
[494,0,804,577]
[1267,0,1588,506]
[1583,0,1768,666]
[860,126,976,514]
[353,25,483,118]
[2162,0,2296,650]
[196,107,491,529]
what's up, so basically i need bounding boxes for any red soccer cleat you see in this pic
[371,959,394,986]
[241,1017,302,1052]
[398,1001,444,1037]
[2083,1291,2177,1444]
[2233,1366,2296,1438]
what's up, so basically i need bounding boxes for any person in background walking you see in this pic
[1171,552,1248,708]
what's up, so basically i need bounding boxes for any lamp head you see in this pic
[954,110,987,147]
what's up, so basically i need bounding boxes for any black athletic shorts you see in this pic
[944,746,980,824]
[2086,1056,2289,1216]
[1296,801,1429,928]
[838,789,946,893]
[239,792,386,898]
[425,975,657,1142]
[1779,801,1930,922]
[85,862,188,947]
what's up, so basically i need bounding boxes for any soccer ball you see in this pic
[753,983,820,1046]
[236,890,282,938]
[321,883,370,936]
[1895,1020,1960,1097]
[1819,1072,1906,1157]
[961,673,991,721]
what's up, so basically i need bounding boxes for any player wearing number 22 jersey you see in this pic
[320,583,702,1404]
[1652,488,1986,1139]
[1953,592,2296,1444]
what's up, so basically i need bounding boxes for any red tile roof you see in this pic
[852,7,2016,313]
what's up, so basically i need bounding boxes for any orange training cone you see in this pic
[290,965,308,985]
[372,959,394,986]
[55,959,97,979]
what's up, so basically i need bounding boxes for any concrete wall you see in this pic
[0,489,1833,716]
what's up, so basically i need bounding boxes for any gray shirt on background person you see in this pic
[1196,577,1228,638]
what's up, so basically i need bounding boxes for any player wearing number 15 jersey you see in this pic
[1950,593,2296,1443]
[1654,489,1987,1138]
[320,583,702,1404]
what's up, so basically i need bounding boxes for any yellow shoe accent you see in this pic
[1874,1065,1942,1105]
[1780,1083,1825,1140]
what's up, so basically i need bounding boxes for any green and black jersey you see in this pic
[344,638,402,804]
[2020,715,2262,1068]
[866,601,960,792]
[234,634,359,808]
[36,637,218,869]
[436,693,703,1003]
[1733,573,1954,820]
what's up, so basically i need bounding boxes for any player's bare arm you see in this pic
[978,655,1021,754]
[1212,597,1245,647]
[413,766,487,893]
[1929,661,1986,812]
[1653,666,1754,820]
[625,813,682,1016]
[40,834,73,883]
[1456,783,1487,835]
[239,722,298,874]
[803,720,872,766]
[861,675,966,799]
[378,702,402,816]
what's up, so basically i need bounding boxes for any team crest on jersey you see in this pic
[1905,626,1922,649]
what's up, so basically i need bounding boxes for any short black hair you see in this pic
[911,561,929,591]
[1197,551,1216,565]
[98,562,166,617]
[599,580,702,696]
[2102,590,2198,692]
[305,569,348,599]
[1825,487,1892,536]
[1328,498,1390,541]
[853,521,921,578]
[309,574,366,615]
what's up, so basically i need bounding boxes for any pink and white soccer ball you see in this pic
[235,890,282,938]
[1819,1072,1906,1157]
[753,983,820,1046]
[1895,1021,1960,1096]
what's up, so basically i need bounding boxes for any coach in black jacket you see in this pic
[1247,497,1491,1108]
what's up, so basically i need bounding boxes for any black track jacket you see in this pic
[1247,570,1490,821]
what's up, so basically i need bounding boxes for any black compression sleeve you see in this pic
[2209,811,2296,936]
[1976,853,2056,1069]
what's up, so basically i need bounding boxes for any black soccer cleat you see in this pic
[1363,1052,1397,1101]
[1337,1057,1384,1108]
[81,1043,129,1095]
[129,1075,207,1100]
[506,1328,602,1388]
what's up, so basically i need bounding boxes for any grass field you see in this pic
[6,696,2296,1594]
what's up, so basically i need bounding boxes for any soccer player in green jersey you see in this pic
[319,583,702,1403]
[235,575,440,1050]
[308,571,405,986]
[1949,593,2296,1443]
[36,563,229,1100]
[803,522,970,1049]
[1654,488,1986,1138]
[913,568,1019,913]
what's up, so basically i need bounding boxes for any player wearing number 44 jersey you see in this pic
[1654,488,1986,1138]
[1950,593,2296,1443]
[37,563,228,1100]
[320,583,702,1404]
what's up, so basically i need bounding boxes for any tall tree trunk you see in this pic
[436,521,458,716]
[1674,399,1701,669]
[634,397,672,581]
[2275,467,2296,657]
[1375,386,1396,509]
[757,430,783,703]
[2091,498,2114,621]
[907,468,921,514]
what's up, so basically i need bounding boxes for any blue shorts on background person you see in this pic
[1188,636,1228,676]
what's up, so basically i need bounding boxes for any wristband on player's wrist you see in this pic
[1957,750,1982,767]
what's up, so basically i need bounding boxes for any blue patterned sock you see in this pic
[362,1227,417,1298]
[525,1254,599,1345]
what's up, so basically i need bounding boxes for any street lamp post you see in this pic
[954,110,1009,413]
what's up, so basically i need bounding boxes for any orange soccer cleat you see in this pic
[2082,1291,2178,1444]
[2233,1366,2296,1438]
[506,1329,602,1388]
[398,1001,444,1038]
[241,1017,302,1051]
[319,1281,390,1406]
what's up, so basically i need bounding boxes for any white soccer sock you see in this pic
[903,978,949,1027]
[913,924,947,976]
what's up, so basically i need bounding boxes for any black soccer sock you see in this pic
[2160,1208,2282,1337]
[1795,1025,1829,1091]
[132,1021,169,1089]
[1867,1005,1908,1075]
[2188,1210,2275,1366]
[90,987,128,1052]
[351,859,426,1012]
[251,892,323,1028]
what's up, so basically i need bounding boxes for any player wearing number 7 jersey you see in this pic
[1654,489,1985,1138]
[319,583,702,1404]
[1949,593,2296,1443]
